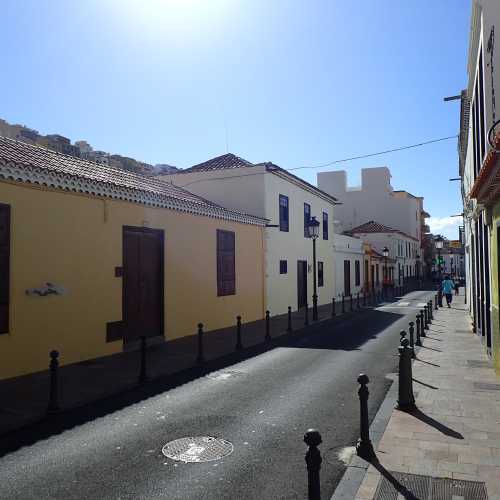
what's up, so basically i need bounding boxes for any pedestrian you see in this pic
[454,279,460,296]
[442,275,455,307]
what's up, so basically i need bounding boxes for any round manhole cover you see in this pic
[162,436,234,463]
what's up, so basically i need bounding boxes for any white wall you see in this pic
[332,234,364,298]
[317,167,424,243]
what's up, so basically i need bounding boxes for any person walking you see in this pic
[454,279,460,296]
[442,275,455,307]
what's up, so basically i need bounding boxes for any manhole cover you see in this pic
[162,436,234,463]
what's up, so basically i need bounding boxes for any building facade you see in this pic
[459,0,500,373]
[0,139,267,380]
[163,154,337,315]
[331,234,364,299]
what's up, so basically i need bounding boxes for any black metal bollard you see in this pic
[408,322,416,359]
[304,429,322,500]
[415,314,422,347]
[428,301,433,321]
[265,310,271,341]
[331,298,336,318]
[438,289,443,308]
[420,310,427,337]
[423,307,429,331]
[236,315,243,350]
[341,295,345,314]
[396,338,416,411]
[196,323,205,364]
[356,374,375,460]
[305,303,309,326]
[139,336,147,384]
[434,295,438,311]
[47,350,60,414]
[287,306,293,332]
[400,330,407,346]
[350,294,353,312]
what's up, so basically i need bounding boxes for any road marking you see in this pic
[417,302,427,307]
[397,302,410,307]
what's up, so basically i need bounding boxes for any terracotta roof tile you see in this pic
[349,220,418,241]
[183,153,254,173]
[0,137,267,226]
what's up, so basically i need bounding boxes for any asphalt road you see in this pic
[0,290,435,500]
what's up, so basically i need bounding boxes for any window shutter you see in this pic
[217,230,235,296]
[0,204,10,334]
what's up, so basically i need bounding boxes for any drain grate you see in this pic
[374,472,487,500]
[474,382,500,391]
[466,360,491,368]
[162,436,233,463]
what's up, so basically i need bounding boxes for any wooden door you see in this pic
[344,260,351,296]
[123,226,164,341]
[297,260,307,308]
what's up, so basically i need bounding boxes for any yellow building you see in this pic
[0,137,267,380]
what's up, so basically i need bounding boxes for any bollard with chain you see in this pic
[304,429,322,500]
[196,323,205,364]
[287,306,293,332]
[305,303,309,326]
[415,314,422,347]
[341,295,345,314]
[420,310,427,337]
[236,315,243,350]
[47,350,60,414]
[356,374,375,460]
[331,298,336,318]
[396,338,416,411]
[265,310,271,341]
[139,336,147,384]
[408,322,416,359]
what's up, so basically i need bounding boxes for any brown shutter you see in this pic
[0,204,10,334]
[217,230,235,296]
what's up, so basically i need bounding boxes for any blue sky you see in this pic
[1,0,470,238]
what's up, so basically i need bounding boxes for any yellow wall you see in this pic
[0,181,265,380]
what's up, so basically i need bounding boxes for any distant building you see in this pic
[40,134,80,157]
[154,164,179,175]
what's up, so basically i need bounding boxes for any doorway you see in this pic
[123,226,164,342]
[297,260,308,309]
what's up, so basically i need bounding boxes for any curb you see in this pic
[330,374,399,500]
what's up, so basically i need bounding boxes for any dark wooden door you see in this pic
[297,260,307,308]
[344,260,351,296]
[123,226,164,341]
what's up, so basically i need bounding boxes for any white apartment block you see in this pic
[162,154,337,315]
[317,167,429,249]
[332,234,365,298]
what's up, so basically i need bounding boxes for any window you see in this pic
[0,204,10,334]
[322,212,328,240]
[376,264,379,285]
[318,261,324,287]
[280,260,287,274]
[217,230,235,296]
[355,260,360,286]
[304,203,311,237]
[364,260,369,287]
[279,195,289,232]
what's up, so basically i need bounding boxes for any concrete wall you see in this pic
[317,167,423,242]
[0,180,266,380]
[331,234,364,298]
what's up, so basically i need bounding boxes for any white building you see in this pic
[317,167,429,250]
[348,221,420,286]
[162,153,337,315]
[332,234,364,298]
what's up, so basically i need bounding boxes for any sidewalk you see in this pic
[348,292,500,499]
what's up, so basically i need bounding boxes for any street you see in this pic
[0,291,435,500]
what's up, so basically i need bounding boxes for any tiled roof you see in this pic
[0,137,267,226]
[349,220,418,241]
[183,153,254,173]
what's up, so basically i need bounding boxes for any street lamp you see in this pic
[382,247,389,296]
[308,216,321,321]
[435,236,444,281]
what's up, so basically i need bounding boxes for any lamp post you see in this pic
[308,216,321,321]
[435,236,444,282]
[382,247,389,297]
